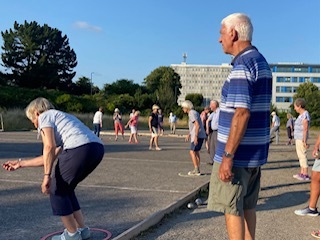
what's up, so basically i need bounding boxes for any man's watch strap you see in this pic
[224,151,234,158]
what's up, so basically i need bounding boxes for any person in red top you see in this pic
[125,110,140,143]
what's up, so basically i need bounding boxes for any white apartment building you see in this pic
[270,63,320,110]
[171,62,232,106]
[171,62,320,111]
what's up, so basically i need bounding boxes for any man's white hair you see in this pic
[181,100,194,110]
[221,13,253,41]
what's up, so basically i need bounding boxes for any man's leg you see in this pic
[189,150,198,168]
[225,214,245,240]
[189,150,200,169]
[244,208,256,240]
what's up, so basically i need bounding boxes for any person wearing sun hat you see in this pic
[148,104,162,150]
[113,107,124,141]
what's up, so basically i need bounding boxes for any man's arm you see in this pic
[193,119,200,145]
[219,108,250,182]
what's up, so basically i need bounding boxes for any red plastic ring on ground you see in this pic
[40,228,112,240]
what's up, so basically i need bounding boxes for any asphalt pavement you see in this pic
[0,130,319,240]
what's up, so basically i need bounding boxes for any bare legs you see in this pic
[225,209,256,240]
[149,136,160,149]
[309,171,320,208]
[189,150,200,170]
[60,210,85,233]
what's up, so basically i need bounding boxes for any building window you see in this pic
[276,97,293,103]
[294,67,308,73]
[312,68,320,73]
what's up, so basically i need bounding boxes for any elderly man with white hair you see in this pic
[181,100,207,176]
[207,13,272,240]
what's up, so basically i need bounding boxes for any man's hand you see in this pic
[219,157,234,182]
[185,134,190,142]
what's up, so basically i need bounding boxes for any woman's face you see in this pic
[294,104,302,114]
[31,112,39,129]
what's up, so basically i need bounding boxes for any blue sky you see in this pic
[1,0,320,88]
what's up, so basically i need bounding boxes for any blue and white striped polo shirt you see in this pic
[214,46,272,168]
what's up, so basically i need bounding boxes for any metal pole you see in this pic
[90,72,94,95]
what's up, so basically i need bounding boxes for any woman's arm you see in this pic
[3,146,61,171]
[41,127,57,175]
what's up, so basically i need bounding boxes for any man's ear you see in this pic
[231,28,238,41]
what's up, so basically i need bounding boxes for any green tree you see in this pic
[185,93,204,107]
[156,82,176,113]
[103,79,140,96]
[291,82,320,126]
[73,76,91,95]
[1,21,77,90]
[144,66,182,108]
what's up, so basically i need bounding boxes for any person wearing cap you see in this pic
[113,108,124,141]
[181,100,207,176]
[270,111,280,144]
[148,104,161,150]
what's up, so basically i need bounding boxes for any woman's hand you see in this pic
[41,175,51,195]
[2,160,21,171]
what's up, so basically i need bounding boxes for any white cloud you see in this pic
[73,21,102,32]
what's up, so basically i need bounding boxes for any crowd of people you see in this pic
[2,12,320,240]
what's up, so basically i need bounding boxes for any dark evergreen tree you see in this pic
[1,21,77,90]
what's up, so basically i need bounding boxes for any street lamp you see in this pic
[90,72,94,95]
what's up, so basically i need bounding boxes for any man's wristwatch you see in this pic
[224,151,234,159]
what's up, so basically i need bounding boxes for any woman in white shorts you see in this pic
[125,110,140,143]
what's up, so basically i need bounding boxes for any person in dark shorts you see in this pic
[2,97,104,240]
[181,100,207,176]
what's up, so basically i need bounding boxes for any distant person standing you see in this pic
[293,98,311,181]
[125,110,140,144]
[169,112,177,134]
[286,113,295,145]
[149,104,161,150]
[200,106,210,150]
[113,108,124,141]
[207,13,272,240]
[158,109,164,135]
[270,111,280,144]
[206,100,220,165]
[93,107,103,137]
[182,100,207,176]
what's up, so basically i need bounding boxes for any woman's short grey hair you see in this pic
[25,97,55,120]
[294,98,306,109]
[221,13,253,41]
[181,100,194,110]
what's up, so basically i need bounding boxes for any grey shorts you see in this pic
[312,159,320,172]
[207,162,261,216]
